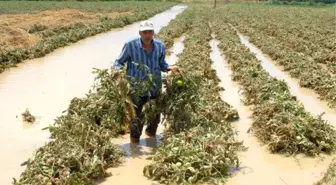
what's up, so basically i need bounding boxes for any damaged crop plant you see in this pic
[218,5,336,108]
[210,7,336,157]
[14,60,162,184]
[143,7,243,185]
[13,69,133,185]
[0,2,176,74]
[12,6,244,183]
[11,3,336,185]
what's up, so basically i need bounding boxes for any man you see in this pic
[113,20,178,143]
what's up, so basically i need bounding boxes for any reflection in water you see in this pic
[119,135,161,158]
[0,5,187,185]
[209,37,334,185]
[145,135,160,150]
[238,33,336,128]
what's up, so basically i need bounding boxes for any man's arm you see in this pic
[113,42,130,70]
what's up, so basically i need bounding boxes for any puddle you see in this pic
[0,5,187,185]
[97,133,162,185]
[162,36,185,79]
[98,36,185,185]
[238,33,336,128]
[209,37,334,185]
[167,36,185,65]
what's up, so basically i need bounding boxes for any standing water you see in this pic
[98,36,185,185]
[0,5,187,185]
[209,36,334,185]
[238,33,336,128]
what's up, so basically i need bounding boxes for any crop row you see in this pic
[12,5,191,184]
[155,7,194,54]
[13,17,187,183]
[210,9,336,156]
[11,4,336,185]
[0,1,165,14]
[13,68,133,184]
[225,5,335,72]
[221,5,336,108]
[143,7,242,185]
[0,2,176,74]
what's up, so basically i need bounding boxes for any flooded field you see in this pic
[0,5,186,184]
[1,3,335,185]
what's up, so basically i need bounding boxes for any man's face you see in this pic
[139,30,154,44]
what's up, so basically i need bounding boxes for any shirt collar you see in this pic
[137,37,155,50]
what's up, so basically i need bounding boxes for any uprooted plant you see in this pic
[21,109,36,123]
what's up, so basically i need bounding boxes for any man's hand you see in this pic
[168,65,179,75]
[111,70,122,80]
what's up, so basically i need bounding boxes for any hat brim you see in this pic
[139,26,154,31]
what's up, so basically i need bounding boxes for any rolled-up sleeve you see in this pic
[159,46,169,72]
[113,42,130,70]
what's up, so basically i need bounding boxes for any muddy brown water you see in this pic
[238,33,336,128]
[210,36,335,185]
[1,4,334,183]
[0,5,187,185]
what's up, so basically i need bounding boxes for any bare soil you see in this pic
[0,9,133,51]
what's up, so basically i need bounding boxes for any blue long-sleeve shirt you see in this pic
[113,37,169,97]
